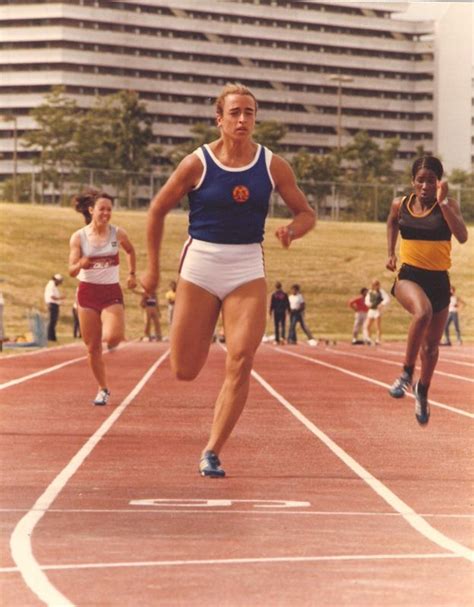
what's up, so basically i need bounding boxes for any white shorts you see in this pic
[179,238,265,301]
[367,309,381,320]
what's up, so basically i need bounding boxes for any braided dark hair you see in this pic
[71,188,114,224]
[411,156,444,180]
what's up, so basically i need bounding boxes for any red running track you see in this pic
[0,341,473,606]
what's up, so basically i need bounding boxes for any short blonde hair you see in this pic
[215,82,258,116]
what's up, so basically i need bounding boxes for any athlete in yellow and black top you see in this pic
[386,155,468,425]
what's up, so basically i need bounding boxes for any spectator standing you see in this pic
[165,280,177,330]
[72,289,81,338]
[44,273,65,341]
[348,287,368,344]
[443,286,465,345]
[363,279,390,345]
[269,281,290,344]
[288,284,317,346]
[135,287,162,342]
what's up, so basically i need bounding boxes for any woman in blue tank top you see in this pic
[142,83,316,478]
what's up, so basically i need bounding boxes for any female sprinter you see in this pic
[69,189,137,405]
[386,156,468,424]
[141,82,316,477]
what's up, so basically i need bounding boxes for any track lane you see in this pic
[1,342,472,606]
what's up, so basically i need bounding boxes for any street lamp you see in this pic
[2,114,18,203]
[329,75,353,151]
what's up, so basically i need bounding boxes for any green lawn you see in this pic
[1,202,473,347]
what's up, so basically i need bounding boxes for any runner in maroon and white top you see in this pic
[69,189,136,406]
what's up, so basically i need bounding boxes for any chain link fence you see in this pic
[2,166,474,222]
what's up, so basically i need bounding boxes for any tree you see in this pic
[253,120,287,152]
[75,90,157,205]
[166,122,219,169]
[341,131,400,220]
[22,86,79,203]
[291,149,341,211]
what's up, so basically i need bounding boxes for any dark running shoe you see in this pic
[389,372,412,399]
[199,450,225,478]
[414,381,430,425]
[93,388,110,406]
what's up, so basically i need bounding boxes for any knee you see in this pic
[226,349,254,379]
[421,341,439,360]
[86,340,102,357]
[107,336,122,349]
[173,367,199,382]
[413,305,432,326]
[170,357,200,382]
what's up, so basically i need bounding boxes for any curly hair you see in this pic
[71,188,114,224]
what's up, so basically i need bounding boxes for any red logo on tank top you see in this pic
[232,185,250,204]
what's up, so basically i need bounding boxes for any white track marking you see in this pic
[0,552,459,574]
[9,349,170,607]
[0,356,88,390]
[0,343,130,391]
[354,346,474,368]
[275,347,474,419]
[2,508,472,519]
[250,366,474,562]
[324,348,474,383]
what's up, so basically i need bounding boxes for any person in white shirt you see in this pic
[288,284,317,346]
[44,273,64,341]
[362,279,390,345]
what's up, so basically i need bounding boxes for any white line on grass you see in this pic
[250,363,474,563]
[277,347,474,419]
[9,349,170,607]
[0,552,459,574]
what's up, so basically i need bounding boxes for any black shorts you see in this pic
[391,264,450,313]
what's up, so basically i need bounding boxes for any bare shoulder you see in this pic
[69,228,82,246]
[269,153,295,184]
[171,151,205,190]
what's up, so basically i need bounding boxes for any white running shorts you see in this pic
[179,238,265,301]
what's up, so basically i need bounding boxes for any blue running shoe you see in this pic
[199,451,225,478]
[414,381,430,425]
[389,372,412,399]
[93,388,110,406]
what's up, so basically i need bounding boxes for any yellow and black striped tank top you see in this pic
[399,194,452,271]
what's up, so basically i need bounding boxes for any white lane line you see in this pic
[0,552,459,574]
[324,348,474,383]
[9,349,170,607]
[0,356,88,390]
[354,347,474,368]
[250,366,474,563]
[2,508,472,519]
[276,347,474,419]
[0,343,132,391]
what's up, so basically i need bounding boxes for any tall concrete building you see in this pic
[0,0,440,179]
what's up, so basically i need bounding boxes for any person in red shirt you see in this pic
[348,287,368,344]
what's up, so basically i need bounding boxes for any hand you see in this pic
[79,256,93,270]
[275,225,294,249]
[386,254,397,272]
[127,275,137,290]
[437,180,449,204]
[140,269,159,294]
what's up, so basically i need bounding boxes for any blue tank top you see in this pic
[188,144,274,244]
